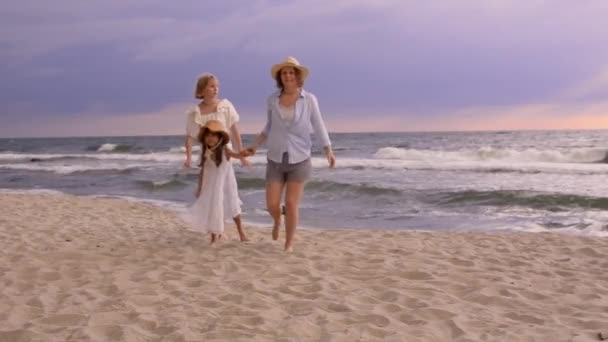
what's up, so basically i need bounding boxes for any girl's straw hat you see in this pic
[199,120,230,144]
[270,56,309,80]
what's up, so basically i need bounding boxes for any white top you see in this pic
[262,89,332,164]
[278,104,295,123]
[185,99,240,140]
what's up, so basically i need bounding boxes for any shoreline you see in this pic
[1,193,608,341]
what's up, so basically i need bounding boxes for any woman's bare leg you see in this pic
[266,181,285,240]
[233,215,248,241]
[284,181,305,252]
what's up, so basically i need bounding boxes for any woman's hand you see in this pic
[325,147,336,169]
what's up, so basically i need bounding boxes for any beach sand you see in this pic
[1,193,607,341]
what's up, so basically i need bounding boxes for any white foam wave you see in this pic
[97,143,119,152]
[374,146,607,164]
[169,145,201,153]
[0,188,66,196]
[0,163,149,174]
[0,152,183,163]
[216,153,608,174]
[510,220,608,238]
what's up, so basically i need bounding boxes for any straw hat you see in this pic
[270,56,309,80]
[199,120,230,144]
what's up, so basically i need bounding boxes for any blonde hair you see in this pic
[194,73,217,99]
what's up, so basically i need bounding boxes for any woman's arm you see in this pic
[244,97,272,155]
[184,136,194,168]
[230,124,252,166]
[195,166,204,198]
[309,94,335,168]
[244,132,267,156]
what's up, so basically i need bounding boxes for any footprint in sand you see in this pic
[38,314,87,326]
[504,312,544,325]
[399,313,427,326]
[285,300,316,316]
[219,294,244,305]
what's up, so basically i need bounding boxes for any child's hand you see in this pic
[184,158,191,168]
[241,147,256,157]
[239,157,252,167]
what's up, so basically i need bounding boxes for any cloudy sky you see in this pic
[1,0,607,137]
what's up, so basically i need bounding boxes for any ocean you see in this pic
[1,130,608,236]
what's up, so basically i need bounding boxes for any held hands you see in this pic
[184,157,191,168]
[240,147,256,158]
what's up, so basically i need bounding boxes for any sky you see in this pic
[1,0,608,137]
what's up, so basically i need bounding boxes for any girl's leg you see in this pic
[266,181,285,240]
[284,181,305,252]
[233,215,248,241]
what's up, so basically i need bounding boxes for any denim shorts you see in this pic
[266,153,312,184]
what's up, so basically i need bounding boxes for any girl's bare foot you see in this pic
[210,233,217,245]
[284,244,293,253]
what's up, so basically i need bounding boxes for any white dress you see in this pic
[185,150,242,234]
[185,99,240,150]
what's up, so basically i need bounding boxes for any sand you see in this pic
[1,193,608,341]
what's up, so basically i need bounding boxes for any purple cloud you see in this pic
[1,0,607,136]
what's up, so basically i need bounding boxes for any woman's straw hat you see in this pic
[270,56,309,80]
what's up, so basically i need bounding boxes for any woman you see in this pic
[183,73,249,168]
[245,56,336,252]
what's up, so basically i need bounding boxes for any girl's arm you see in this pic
[225,147,242,159]
[244,96,271,156]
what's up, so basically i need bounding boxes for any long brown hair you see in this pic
[198,128,229,167]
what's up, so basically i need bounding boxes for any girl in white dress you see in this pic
[187,120,247,244]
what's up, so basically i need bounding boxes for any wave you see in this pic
[169,145,201,153]
[0,163,147,175]
[306,179,402,197]
[374,146,608,164]
[428,190,608,211]
[237,177,266,189]
[86,143,137,152]
[233,176,402,198]
[0,152,183,163]
[135,179,189,191]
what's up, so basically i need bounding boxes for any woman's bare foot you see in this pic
[271,219,281,240]
[284,244,293,253]
[272,225,280,240]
